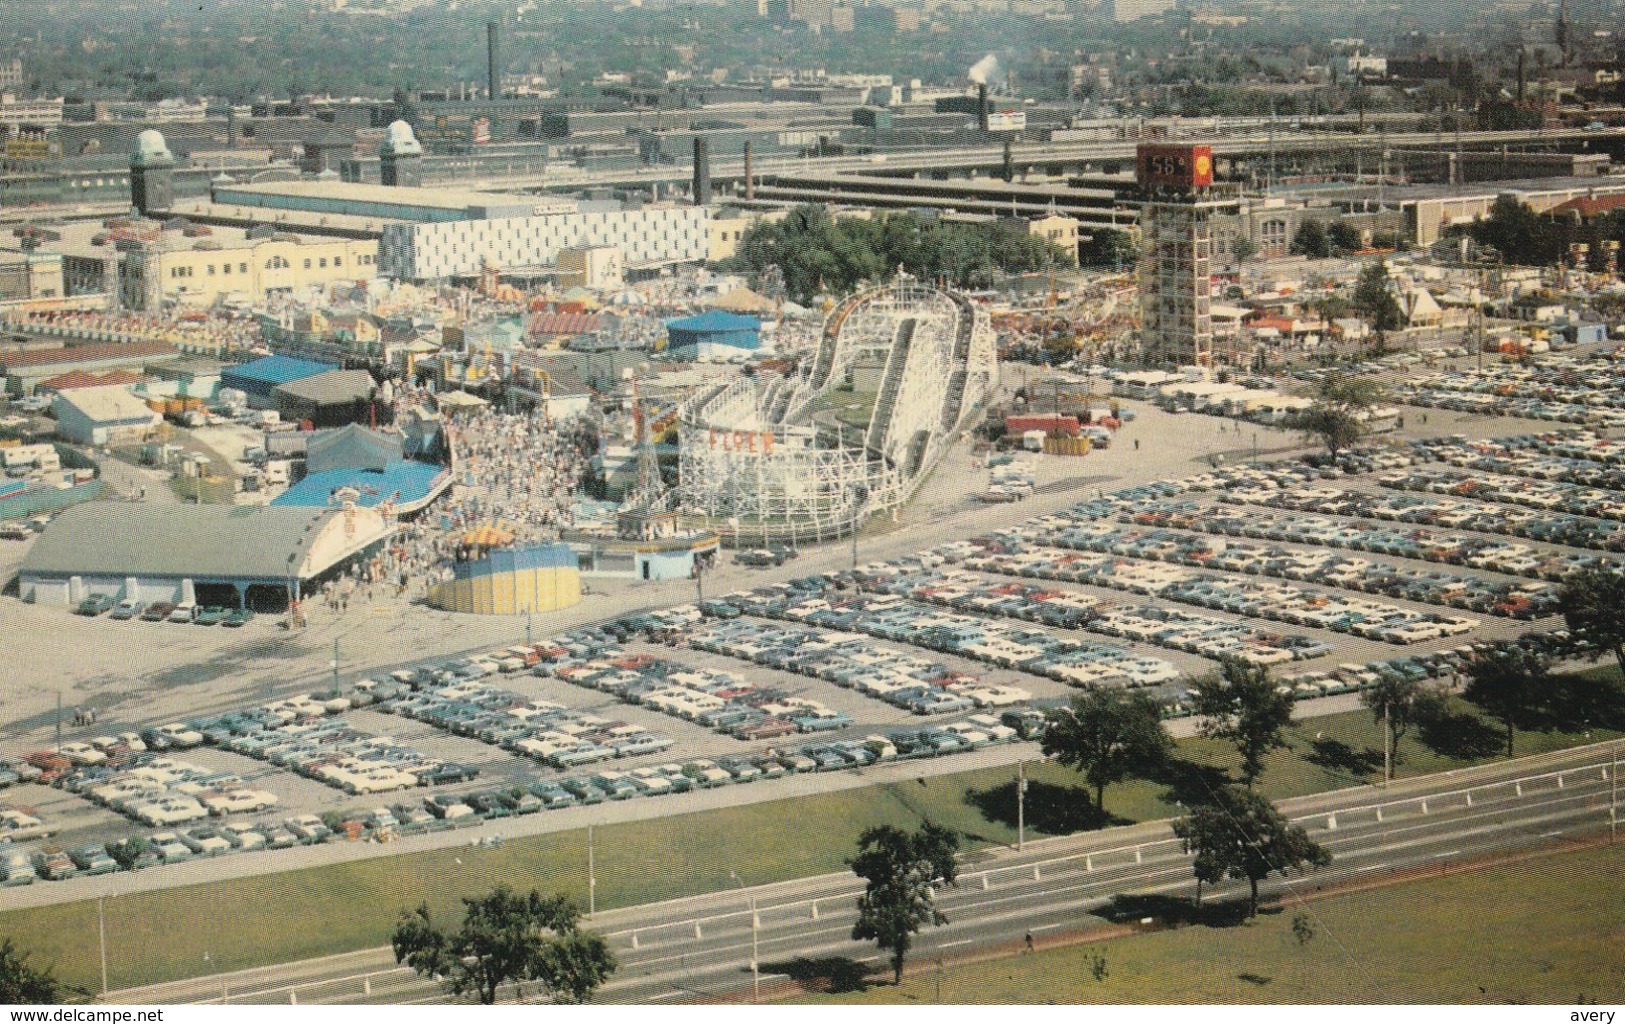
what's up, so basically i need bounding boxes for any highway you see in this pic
[108,738,1623,1005]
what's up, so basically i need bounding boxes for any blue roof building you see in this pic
[271,460,451,517]
[665,311,761,359]
[221,355,338,400]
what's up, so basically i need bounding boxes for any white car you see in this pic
[222,821,267,850]
[202,788,278,816]
[168,602,197,623]
[157,723,204,748]
[58,742,107,766]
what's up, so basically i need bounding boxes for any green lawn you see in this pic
[6,680,1621,994]
[789,843,1625,1004]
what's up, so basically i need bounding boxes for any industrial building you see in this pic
[0,341,180,396]
[378,204,709,280]
[219,355,337,407]
[49,385,162,445]
[18,501,395,611]
[271,368,378,427]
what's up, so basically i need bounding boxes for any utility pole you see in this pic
[56,691,62,752]
[587,824,596,916]
[331,636,340,691]
[1612,740,1618,844]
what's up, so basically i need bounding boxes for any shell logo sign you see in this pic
[1136,144,1214,192]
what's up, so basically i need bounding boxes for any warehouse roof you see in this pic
[0,341,177,371]
[273,368,375,405]
[221,355,336,387]
[52,386,160,424]
[20,503,349,580]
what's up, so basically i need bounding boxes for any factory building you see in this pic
[50,385,162,445]
[378,206,709,280]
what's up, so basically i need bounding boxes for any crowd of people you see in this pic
[440,408,597,543]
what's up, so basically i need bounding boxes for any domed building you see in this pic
[379,120,423,187]
[129,129,175,216]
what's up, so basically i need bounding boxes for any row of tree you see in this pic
[1463,194,1625,272]
[726,205,1071,304]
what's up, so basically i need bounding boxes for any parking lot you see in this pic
[1,361,1608,893]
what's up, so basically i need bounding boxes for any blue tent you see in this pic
[665,310,761,353]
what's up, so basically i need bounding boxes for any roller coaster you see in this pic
[678,280,998,547]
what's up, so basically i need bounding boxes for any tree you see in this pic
[849,821,960,984]
[1041,686,1173,815]
[1352,260,1404,350]
[1559,568,1625,678]
[1463,646,1551,758]
[1192,657,1295,787]
[0,938,79,1004]
[1230,236,1257,264]
[1326,221,1362,255]
[1293,220,1332,259]
[105,837,147,871]
[1171,786,1332,916]
[1080,228,1139,270]
[1298,370,1384,462]
[1359,674,1432,782]
[392,887,616,1005]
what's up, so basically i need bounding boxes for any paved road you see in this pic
[109,738,1624,1005]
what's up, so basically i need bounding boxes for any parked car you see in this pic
[140,602,177,622]
[193,606,231,627]
[75,594,117,617]
[109,599,147,621]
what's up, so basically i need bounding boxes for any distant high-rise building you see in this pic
[0,59,22,90]
[1111,0,1175,23]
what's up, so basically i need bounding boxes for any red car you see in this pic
[140,601,177,622]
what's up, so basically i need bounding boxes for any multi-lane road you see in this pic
[110,738,1623,1005]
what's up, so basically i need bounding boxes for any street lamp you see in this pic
[848,483,868,571]
[729,870,760,1002]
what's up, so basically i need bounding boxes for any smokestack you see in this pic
[692,136,712,205]
[743,140,755,201]
[487,20,500,101]
[978,83,989,132]
[1516,48,1526,103]
[1002,138,1013,182]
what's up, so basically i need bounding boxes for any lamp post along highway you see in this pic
[1017,762,1027,852]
